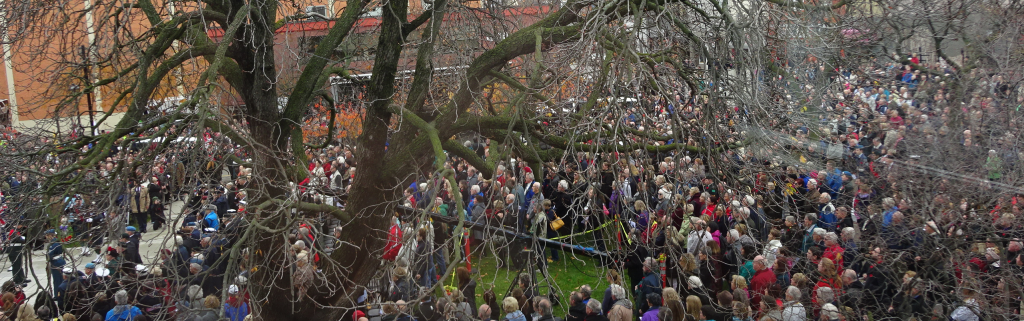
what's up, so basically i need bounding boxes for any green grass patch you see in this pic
[448,243,617,317]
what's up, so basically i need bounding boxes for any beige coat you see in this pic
[608,300,632,321]
[129,185,151,214]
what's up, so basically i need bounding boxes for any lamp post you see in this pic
[80,46,96,135]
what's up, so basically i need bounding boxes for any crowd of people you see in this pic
[0,52,1020,321]
[371,55,1023,321]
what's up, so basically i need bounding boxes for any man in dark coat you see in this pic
[5,226,27,286]
[634,258,662,313]
[121,233,143,264]
[583,299,609,321]
[565,292,587,321]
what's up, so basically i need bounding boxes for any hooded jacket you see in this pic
[105,304,142,321]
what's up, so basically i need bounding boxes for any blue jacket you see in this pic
[204,211,220,230]
[48,242,66,267]
[224,302,250,321]
[106,305,143,321]
[505,311,528,321]
[882,207,899,227]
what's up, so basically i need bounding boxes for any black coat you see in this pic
[565,303,587,321]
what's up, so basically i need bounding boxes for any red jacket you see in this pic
[823,245,845,268]
[749,268,775,308]
[383,224,403,261]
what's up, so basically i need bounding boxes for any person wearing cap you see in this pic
[55,266,78,309]
[223,284,249,321]
[105,246,123,278]
[4,225,27,286]
[182,222,202,249]
[82,262,106,294]
[45,229,67,295]
[121,232,143,264]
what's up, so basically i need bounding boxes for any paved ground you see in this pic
[0,200,187,295]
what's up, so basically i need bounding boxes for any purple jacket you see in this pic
[641,307,660,321]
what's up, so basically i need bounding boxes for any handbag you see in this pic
[549,215,565,231]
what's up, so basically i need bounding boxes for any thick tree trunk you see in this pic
[248,0,411,317]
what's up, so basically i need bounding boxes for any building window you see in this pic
[300,36,326,54]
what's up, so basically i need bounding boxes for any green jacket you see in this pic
[985,156,1003,180]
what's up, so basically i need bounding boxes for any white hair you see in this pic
[842,269,857,281]
[610,284,626,300]
[115,290,129,305]
[813,228,827,236]
[497,164,506,172]
[786,286,802,301]
[558,180,569,190]
[532,182,541,189]
[841,227,855,239]
[824,232,839,243]
[728,229,740,241]
[187,285,204,300]
[687,276,703,288]
[471,185,480,194]
[816,287,835,303]
[882,197,895,207]
[822,303,840,319]
[744,195,755,207]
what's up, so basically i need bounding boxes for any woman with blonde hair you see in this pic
[503,297,527,321]
[683,295,702,321]
[791,273,812,306]
[678,254,697,277]
[732,275,750,303]
[661,288,685,321]
[813,258,843,302]
[602,270,624,314]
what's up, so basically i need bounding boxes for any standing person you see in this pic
[503,297,527,321]
[640,293,661,321]
[748,255,775,308]
[607,285,632,321]
[457,267,477,314]
[601,270,624,315]
[223,285,249,321]
[44,229,67,297]
[584,300,608,321]
[781,286,807,321]
[4,225,26,286]
[635,257,662,313]
[128,181,151,233]
[149,197,166,231]
[147,176,162,204]
[105,290,142,321]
